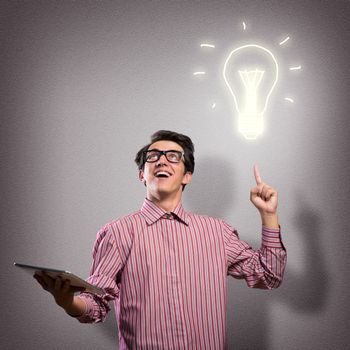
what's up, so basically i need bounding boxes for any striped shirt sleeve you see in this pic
[76,224,123,323]
[223,222,286,289]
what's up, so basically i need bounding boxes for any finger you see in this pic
[261,185,271,200]
[250,186,260,198]
[62,279,69,291]
[58,279,85,293]
[253,164,263,185]
[61,279,85,294]
[263,189,272,201]
[33,274,48,290]
[40,272,55,289]
[266,188,276,200]
[70,286,86,293]
[250,186,259,195]
[257,183,264,196]
[55,276,63,291]
[250,183,263,197]
[266,190,277,203]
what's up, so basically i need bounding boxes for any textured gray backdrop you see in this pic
[1,0,350,349]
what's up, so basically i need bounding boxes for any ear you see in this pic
[138,170,146,185]
[182,172,193,186]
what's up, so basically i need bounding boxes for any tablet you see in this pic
[14,262,104,295]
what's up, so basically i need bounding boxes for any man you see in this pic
[35,130,286,349]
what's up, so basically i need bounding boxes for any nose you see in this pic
[156,154,168,166]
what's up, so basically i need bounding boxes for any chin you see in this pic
[150,185,181,197]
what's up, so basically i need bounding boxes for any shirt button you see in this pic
[166,213,172,219]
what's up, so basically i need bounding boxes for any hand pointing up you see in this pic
[250,165,279,228]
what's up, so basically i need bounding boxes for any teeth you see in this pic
[155,171,170,177]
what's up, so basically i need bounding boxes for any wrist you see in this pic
[260,212,279,229]
[63,296,85,317]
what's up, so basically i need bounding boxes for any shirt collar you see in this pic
[140,198,189,226]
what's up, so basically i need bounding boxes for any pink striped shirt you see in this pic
[77,199,286,349]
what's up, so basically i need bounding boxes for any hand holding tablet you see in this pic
[14,262,104,295]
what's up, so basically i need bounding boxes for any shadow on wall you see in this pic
[277,193,330,312]
[226,193,330,350]
[95,161,330,349]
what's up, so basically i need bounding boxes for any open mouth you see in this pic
[155,171,171,178]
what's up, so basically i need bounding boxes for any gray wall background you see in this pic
[1,0,350,349]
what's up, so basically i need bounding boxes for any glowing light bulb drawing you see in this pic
[223,44,279,139]
[193,22,302,140]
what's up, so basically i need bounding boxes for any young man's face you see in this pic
[139,140,192,200]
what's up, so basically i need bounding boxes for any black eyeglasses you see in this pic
[143,149,185,163]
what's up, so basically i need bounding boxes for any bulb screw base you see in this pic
[238,113,264,140]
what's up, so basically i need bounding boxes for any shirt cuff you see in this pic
[261,225,284,248]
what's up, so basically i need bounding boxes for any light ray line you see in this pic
[193,71,206,76]
[285,97,294,103]
[279,36,290,45]
[200,43,215,48]
[289,66,301,71]
[242,22,246,30]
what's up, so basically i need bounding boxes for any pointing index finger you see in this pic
[254,164,263,185]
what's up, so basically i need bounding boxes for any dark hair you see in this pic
[135,130,195,173]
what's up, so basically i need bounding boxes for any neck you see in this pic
[146,191,182,213]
